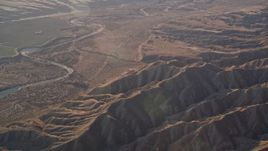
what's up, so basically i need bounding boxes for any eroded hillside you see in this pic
[0,0,268,151]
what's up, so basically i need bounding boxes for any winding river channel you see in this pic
[0,22,105,99]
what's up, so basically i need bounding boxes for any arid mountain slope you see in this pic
[3,48,268,151]
[0,0,268,151]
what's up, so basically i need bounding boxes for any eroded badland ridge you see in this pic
[1,0,268,150]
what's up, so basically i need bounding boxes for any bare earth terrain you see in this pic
[1,0,268,150]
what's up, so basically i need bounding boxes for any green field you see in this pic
[0,17,70,57]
